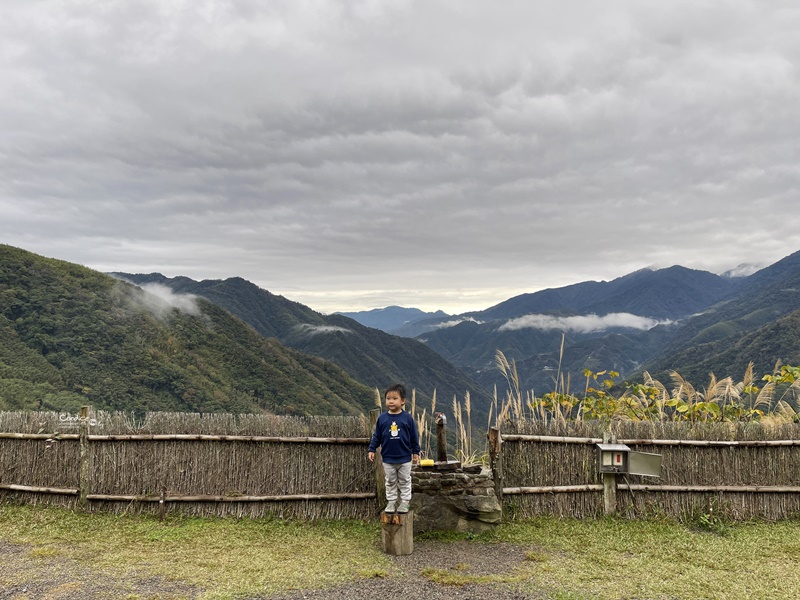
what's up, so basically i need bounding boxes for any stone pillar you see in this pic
[411,465,501,534]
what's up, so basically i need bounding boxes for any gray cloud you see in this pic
[2,1,800,313]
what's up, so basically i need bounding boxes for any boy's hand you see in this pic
[412,454,420,464]
[368,452,375,462]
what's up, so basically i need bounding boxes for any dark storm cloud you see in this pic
[2,1,800,312]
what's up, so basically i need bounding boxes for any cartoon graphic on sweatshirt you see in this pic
[390,421,399,437]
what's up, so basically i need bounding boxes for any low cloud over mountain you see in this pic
[499,313,673,334]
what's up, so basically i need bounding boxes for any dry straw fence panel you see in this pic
[499,420,800,521]
[0,410,377,519]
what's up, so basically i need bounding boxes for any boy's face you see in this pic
[385,390,405,413]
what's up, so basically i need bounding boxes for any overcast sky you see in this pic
[3,1,800,314]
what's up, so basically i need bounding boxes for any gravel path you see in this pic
[0,540,200,599]
[1,539,547,599]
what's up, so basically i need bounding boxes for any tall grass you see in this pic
[491,353,800,427]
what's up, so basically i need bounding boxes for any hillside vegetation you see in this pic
[0,245,374,415]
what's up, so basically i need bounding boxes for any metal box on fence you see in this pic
[596,443,662,477]
[597,443,630,474]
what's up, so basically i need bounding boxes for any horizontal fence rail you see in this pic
[501,434,800,447]
[85,492,377,502]
[0,433,369,443]
[0,483,79,495]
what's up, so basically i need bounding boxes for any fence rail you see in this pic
[501,434,800,447]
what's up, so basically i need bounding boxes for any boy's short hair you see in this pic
[384,383,407,400]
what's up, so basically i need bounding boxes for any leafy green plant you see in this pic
[691,499,730,536]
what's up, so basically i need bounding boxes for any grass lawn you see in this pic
[1,503,799,599]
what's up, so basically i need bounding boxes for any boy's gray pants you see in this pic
[383,461,412,502]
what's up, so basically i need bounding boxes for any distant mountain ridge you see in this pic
[336,306,449,333]
[469,266,736,321]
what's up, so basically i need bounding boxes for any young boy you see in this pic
[368,383,420,514]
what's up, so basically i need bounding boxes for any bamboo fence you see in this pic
[4,409,800,522]
[0,410,377,519]
[499,420,800,521]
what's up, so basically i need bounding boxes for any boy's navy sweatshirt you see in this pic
[368,410,420,464]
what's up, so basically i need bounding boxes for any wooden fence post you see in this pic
[602,430,617,516]
[78,405,93,508]
[436,413,448,462]
[488,427,503,504]
[369,409,386,509]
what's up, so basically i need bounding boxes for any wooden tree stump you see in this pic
[380,511,413,555]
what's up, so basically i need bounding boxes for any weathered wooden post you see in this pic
[78,405,92,508]
[434,412,461,470]
[436,412,448,462]
[369,409,386,509]
[158,487,167,522]
[488,427,503,503]
[602,431,617,516]
[381,511,414,555]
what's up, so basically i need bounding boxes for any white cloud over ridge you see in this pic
[499,313,673,334]
[295,324,353,336]
[435,317,482,329]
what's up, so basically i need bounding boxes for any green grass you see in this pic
[1,504,800,599]
[0,504,388,599]
[491,517,800,599]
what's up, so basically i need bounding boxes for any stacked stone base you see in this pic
[410,465,501,534]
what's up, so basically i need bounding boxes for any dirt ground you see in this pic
[0,539,545,600]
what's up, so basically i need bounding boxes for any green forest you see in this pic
[0,245,374,415]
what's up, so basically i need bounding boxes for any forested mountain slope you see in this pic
[639,250,800,381]
[112,273,491,416]
[641,309,800,385]
[0,245,374,415]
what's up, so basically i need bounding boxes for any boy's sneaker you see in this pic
[384,501,396,514]
[397,501,410,514]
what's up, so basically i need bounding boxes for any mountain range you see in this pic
[347,254,800,394]
[3,242,800,418]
